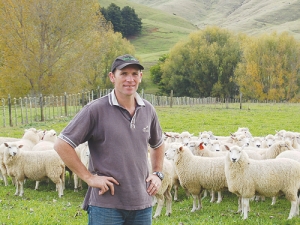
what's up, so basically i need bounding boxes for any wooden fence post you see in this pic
[240,92,243,109]
[170,90,173,108]
[40,94,44,121]
[64,92,68,116]
[8,95,12,127]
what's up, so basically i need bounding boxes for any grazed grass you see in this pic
[1,103,300,224]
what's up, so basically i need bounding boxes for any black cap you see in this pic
[111,54,144,72]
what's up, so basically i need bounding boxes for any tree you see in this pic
[0,0,136,97]
[121,6,142,38]
[100,4,142,38]
[159,26,241,97]
[234,32,300,101]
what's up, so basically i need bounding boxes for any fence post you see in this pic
[8,95,13,127]
[170,90,173,108]
[40,94,44,121]
[64,92,68,116]
[240,92,243,109]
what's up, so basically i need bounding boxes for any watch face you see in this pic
[157,172,164,179]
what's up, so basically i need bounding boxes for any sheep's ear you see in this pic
[199,142,205,150]
[4,143,8,147]
[18,145,23,149]
[224,145,230,151]
[179,146,184,152]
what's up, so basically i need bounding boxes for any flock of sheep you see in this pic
[0,128,89,198]
[155,128,300,220]
[2,127,300,220]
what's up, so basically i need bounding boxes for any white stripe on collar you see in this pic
[108,90,145,106]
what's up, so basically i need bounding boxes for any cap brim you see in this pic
[116,63,144,70]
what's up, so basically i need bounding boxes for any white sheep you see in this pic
[32,129,57,151]
[74,142,90,192]
[252,140,293,159]
[224,144,300,220]
[3,142,65,197]
[165,144,227,212]
[151,158,173,218]
[0,128,40,186]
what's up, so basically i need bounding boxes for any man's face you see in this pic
[109,65,142,97]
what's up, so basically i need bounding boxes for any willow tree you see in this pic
[160,26,241,98]
[0,0,135,97]
[234,32,300,101]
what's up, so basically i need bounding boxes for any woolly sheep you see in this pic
[224,144,300,220]
[165,144,227,212]
[31,129,57,151]
[73,142,90,192]
[3,142,65,197]
[283,131,299,149]
[0,128,40,186]
[250,140,293,159]
[151,158,173,218]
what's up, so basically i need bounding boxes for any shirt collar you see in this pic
[108,89,145,107]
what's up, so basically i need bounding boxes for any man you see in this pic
[54,54,165,225]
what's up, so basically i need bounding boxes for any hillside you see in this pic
[98,0,300,93]
[127,0,300,40]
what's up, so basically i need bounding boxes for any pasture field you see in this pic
[1,103,300,224]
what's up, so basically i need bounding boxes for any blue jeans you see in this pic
[87,205,152,225]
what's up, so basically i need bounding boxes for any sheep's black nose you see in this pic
[232,158,237,162]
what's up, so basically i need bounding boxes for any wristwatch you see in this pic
[153,171,164,180]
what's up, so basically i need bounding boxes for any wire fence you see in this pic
[0,88,285,127]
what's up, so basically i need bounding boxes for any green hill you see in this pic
[98,0,300,93]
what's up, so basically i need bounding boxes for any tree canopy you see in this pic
[0,0,136,97]
[100,3,142,38]
[234,32,300,102]
[156,26,241,98]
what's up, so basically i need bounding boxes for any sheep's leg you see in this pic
[19,180,24,197]
[173,184,178,201]
[191,194,200,212]
[14,180,20,196]
[288,200,298,219]
[152,196,157,206]
[35,181,40,190]
[242,197,249,220]
[56,179,63,198]
[201,189,208,200]
[153,196,164,218]
[210,190,215,203]
[271,196,276,205]
[3,175,8,186]
[165,188,172,216]
[74,174,79,192]
[216,191,222,203]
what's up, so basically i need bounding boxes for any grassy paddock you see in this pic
[1,103,300,224]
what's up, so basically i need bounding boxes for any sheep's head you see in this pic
[4,142,23,157]
[225,145,243,163]
[165,143,182,160]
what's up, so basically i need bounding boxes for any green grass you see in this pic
[1,103,300,224]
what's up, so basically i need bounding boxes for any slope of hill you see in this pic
[127,0,300,40]
[98,0,300,94]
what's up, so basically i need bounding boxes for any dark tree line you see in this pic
[100,3,142,38]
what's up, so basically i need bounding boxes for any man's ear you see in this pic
[109,72,115,83]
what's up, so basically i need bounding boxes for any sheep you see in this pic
[165,142,190,201]
[73,142,90,192]
[251,140,293,159]
[151,158,173,218]
[31,129,57,151]
[250,136,263,148]
[165,144,227,212]
[176,131,194,145]
[0,128,40,186]
[3,142,65,197]
[224,144,300,220]
[283,131,299,149]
